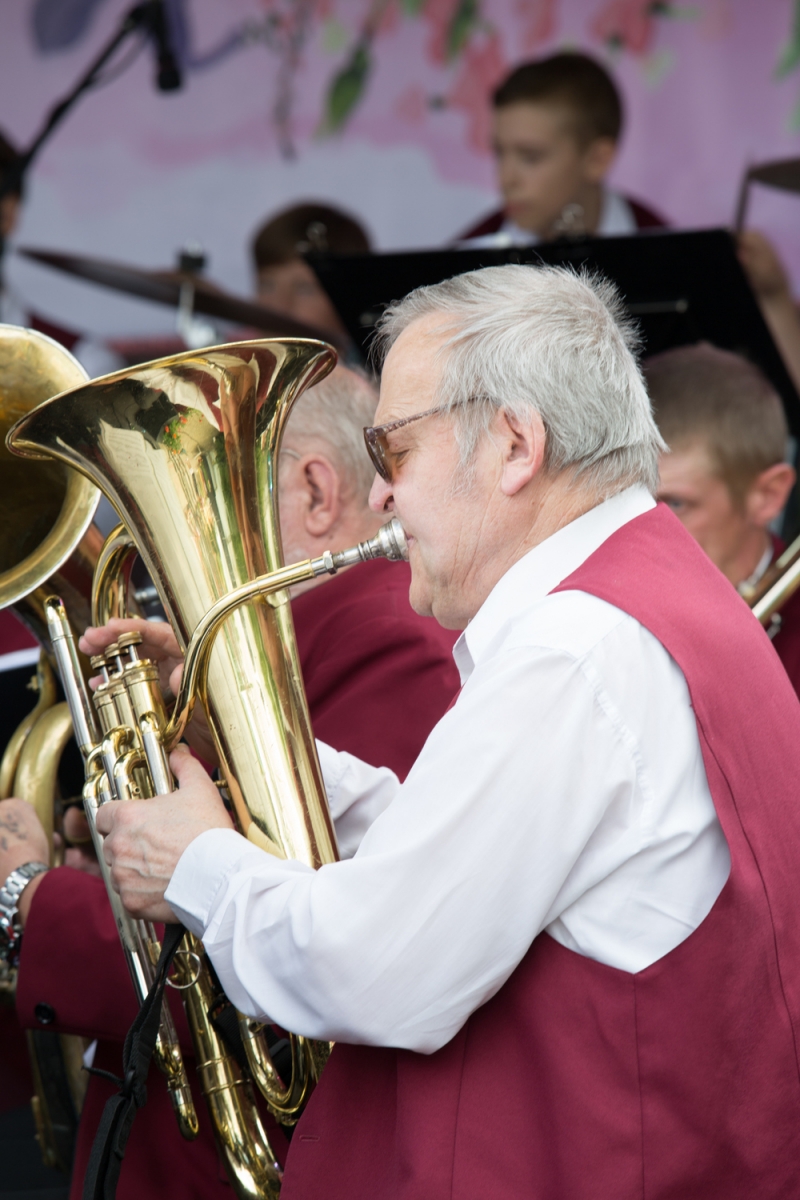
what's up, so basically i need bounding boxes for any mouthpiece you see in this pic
[326,519,409,572]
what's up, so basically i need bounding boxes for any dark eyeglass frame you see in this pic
[363,404,452,483]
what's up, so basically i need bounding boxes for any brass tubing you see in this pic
[44,599,199,1141]
[0,654,57,799]
[165,519,407,750]
[752,554,800,627]
[13,702,75,860]
[91,524,138,628]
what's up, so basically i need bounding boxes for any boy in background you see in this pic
[461,52,664,245]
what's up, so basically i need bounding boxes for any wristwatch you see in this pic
[0,862,49,967]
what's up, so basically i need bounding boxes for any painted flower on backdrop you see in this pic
[516,0,558,52]
[446,32,508,152]
[321,0,495,137]
[590,1,699,57]
[27,0,800,160]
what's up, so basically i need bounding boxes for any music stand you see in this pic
[309,228,800,438]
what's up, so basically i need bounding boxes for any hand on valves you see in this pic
[80,617,217,763]
[79,619,234,922]
[93,746,233,923]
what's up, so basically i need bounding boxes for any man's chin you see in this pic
[407,581,434,620]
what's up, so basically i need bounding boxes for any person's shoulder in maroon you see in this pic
[293,558,457,778]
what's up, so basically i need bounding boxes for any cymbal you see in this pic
[734,156,800,232]
[17,247,341,347]
[748,157,800,193]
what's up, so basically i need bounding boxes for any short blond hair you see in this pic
[644,343,789,504]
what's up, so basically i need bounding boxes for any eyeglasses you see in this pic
[363,404,451,483]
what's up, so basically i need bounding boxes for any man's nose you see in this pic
[369,473,394,513]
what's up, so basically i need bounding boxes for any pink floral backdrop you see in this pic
[1,0,799,337]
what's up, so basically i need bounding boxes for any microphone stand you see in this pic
[0,1,180,211]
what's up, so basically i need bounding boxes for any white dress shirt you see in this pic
[167,485,730,1053]
[461,188,638,249]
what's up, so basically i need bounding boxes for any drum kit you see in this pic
[15,242,343,364]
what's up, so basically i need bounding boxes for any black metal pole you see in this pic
[0,2,174,204]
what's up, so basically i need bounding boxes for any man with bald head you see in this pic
[36,267,800,1197]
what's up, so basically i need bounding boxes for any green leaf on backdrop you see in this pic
[400,0,426,14]
[319,43,372,135]
[775,0,800,78]
[446,0,480,62]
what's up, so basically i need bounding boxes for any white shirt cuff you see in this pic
[166,828,255,937]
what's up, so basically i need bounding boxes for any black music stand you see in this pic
[309,228,800,438]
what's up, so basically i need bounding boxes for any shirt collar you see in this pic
[495,189,635,246]
[737,540,773,594]
[453,485,656,683]
[597,190,636,236]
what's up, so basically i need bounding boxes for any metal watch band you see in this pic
[0,861,49,965]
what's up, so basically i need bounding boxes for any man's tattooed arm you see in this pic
[0,811,28,853]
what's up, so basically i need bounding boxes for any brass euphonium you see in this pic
[6,339,407,1200]
[0,324,198,1168]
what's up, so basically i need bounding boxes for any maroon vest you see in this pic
[282,504,800,1199]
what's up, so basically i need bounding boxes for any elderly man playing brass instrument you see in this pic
[79,265,800,1197]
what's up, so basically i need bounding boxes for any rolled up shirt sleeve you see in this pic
[166,644,643,1054]
[315,741,400,858]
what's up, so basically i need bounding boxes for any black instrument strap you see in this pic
[82,922,186,1200]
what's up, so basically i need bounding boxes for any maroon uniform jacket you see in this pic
[15,558,459,1199]
[459,193,666,241]
[280,506,800,1200]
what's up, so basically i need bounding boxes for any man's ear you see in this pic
[582,136,617,185]
[745,461,796,530]
[300,454,342,537]
[497,409,547,497]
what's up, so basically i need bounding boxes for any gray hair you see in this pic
[374,263,666,496]
[285,363,378,505]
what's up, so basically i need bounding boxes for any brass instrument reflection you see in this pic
[7,339,407,1199]
[0,325,197,1168]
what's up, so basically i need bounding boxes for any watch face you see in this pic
[0,916,21,969]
